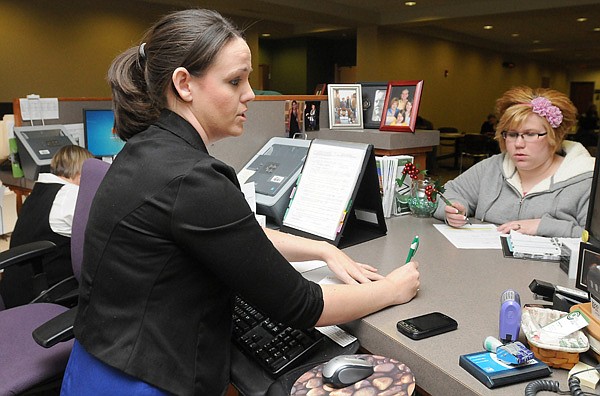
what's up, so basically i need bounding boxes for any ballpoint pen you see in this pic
[405,235,419,263]
[437,191,472,225]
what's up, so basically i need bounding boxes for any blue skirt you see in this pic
[61,340,170,395]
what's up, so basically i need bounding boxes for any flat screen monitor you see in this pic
[83,108,125,157]
[585,139,600,246]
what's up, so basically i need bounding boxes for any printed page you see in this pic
[283,140,366,240]
[433,223,503,249]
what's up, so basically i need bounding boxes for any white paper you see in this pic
[240,182,256,213]
[316,325,357,347]
[433,223,502,249]
[290,260,327,273]
[19,97,59,121]
[63,123,84,147]
[283,142,366,240]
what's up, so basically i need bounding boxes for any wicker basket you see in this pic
[521,306,589,369]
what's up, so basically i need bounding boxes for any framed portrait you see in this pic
[304,101,320,131]
[576,242,600,292]
[284,100,304,138]
[379,80,424,133]
[327,84,363,129]
[360,82,388,129]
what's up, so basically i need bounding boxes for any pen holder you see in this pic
[408,178,438,218]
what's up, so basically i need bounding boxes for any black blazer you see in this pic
[74,110,324,395]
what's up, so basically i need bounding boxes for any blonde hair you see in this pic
[494,86,577,153]
[50,145,94,179]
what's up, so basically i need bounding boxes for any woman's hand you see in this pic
[263,228,383,284]
[320,242,384,284]
[384,261,420,305]
[444,201,469,228]
[497,219,541,235]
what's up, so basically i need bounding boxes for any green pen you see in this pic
[438,191,472,225]
[405,235,419,263]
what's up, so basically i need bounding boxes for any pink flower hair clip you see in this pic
[530,97,563,128]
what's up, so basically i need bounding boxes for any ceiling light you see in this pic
[594,27,600,32]
[483,25,493,30]
[577,17,588,22]
[532,40,541,44]
[511,33,520,37]
[261,33,271,37]
[405,1,417,6]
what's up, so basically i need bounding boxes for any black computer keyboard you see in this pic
[231,295,325,376]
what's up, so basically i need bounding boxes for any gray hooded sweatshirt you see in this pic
[433,140,595,237]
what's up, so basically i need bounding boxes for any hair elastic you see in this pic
[139,42,147,60]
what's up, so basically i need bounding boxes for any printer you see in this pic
[238,137,311,225]
[14,125,78,181]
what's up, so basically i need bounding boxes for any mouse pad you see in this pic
[290,354,416,395]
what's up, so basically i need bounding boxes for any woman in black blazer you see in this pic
[62,9,420,396]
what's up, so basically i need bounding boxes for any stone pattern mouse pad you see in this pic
[291,354,415,395]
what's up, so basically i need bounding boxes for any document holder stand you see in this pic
[280,139,386,248]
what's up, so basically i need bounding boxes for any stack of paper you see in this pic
[376,155,413,218]
[508,230,562,260]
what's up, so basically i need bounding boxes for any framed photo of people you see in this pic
[379,80,424,133]
[327,84,363,130]
[360,82,388,129]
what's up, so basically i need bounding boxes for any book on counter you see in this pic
[459,351,551,388]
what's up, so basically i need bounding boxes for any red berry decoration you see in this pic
[402,163,420,180]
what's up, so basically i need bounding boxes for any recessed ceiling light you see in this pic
[261,33,271,37]
[577,17,588,22]
[532,40,541,44]
[405,1,417,6]
[483,25,493,30]
[594,27,600,32]
[511,33,520,37]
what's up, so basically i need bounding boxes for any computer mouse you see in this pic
[322,355,374,388]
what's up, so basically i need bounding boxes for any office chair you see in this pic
[459,134,491,173]
[33,158,110,349]
[0,158,110,395]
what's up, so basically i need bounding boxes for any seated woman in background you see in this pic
[0,145,93,308]
[433,86,595,238]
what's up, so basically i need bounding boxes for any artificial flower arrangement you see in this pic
[395,162,451,216]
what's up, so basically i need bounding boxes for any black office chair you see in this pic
[459,134,491,173]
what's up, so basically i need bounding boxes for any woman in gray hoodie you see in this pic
[434,86,594,238]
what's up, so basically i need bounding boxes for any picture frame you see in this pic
[360,82,388,129]
[314,83,327,95]
[576,241,600,292]
[379,80,424,133]
[327,84,363,129]
[304,101,320,131]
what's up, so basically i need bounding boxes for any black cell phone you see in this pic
[396,312,458,340]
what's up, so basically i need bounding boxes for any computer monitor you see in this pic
[83,108,125,157]
[585,139,600,246]
[238,137,311,225]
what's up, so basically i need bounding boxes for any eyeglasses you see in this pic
[501,131,548,142]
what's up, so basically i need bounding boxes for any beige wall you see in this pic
[0,0,260,102]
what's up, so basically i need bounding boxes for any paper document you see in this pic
[282,141,365,240]
[316,325,357,347]
[290,260,327,273]
[434,223,502,249]
[19,97,59,121]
